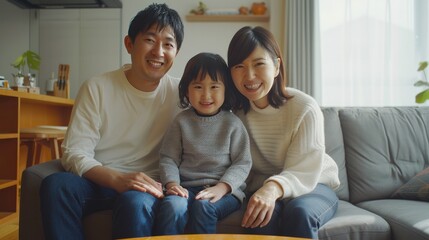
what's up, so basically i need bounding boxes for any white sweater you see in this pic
[236,88,340,199]
[61,65,181,181]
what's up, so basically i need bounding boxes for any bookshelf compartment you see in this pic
[0,95,18,134]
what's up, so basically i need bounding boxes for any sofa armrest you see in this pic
[19,160,65,240]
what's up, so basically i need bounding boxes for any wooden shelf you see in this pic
[0,212,17,225]
[186,14,269,22]
[0,180,17,190]
[0,133,19,140]
[0,90,74,224]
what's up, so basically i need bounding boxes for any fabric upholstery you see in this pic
[318,200,390,240]
[358,199,429,240]
[391,166,429,201]
[322,108,349,201]
[339,107,429,203]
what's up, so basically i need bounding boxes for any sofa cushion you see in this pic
[19,159,64,240]
[339,107,429,203]
[322,108,349,201]
[391,166,429,201]
[358,199,429,240]
[318,200,390,240]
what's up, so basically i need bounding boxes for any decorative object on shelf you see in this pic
[54,64,70,98]
[415,61,429,103]
[186,1,269,22]
[46,72,57,96]
[239,6,249,15]
[251,2,267,15]
[11,50,40,87]
[190,1,207,15]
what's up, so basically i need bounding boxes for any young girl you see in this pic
[227,26,340,238]
[155,52,252,234]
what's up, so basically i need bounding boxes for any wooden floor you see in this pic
[0,216,18,240]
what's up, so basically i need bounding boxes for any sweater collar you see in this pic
[250,101,279,115]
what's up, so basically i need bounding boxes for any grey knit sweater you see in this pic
[159,108,252,202]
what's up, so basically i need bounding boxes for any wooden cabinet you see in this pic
[0,89,74,224]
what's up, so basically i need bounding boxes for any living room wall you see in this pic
[0,0,283,99]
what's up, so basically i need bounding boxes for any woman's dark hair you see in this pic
[179,52,236,111]
[128,3,184,50]
[227,26,292,113]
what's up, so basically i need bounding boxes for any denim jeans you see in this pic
[40,172,160,240]
[244,184,338,239]
[155,186,241,235]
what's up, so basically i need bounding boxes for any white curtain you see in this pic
[284,0,316,96]
[317,0,428,106]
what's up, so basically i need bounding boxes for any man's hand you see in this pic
[165,182,188,198]
[195,182,231,203]
[83,166,164,198]
[241,181,283,228]
[121,172,164,198]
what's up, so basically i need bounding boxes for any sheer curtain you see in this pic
[284,0,316,97]
[317,0,429,106]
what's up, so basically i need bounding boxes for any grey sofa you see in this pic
[20,107,429,240]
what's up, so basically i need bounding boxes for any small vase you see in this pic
[251,2,267,15]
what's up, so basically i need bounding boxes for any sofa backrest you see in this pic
[322,108,349,201]
[338,107,429,203]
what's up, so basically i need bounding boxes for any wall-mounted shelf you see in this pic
[186,14,269,22]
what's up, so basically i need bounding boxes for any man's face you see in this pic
[126,25,178,87]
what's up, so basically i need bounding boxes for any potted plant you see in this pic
[415,61,429,103]
[11,50,40,87]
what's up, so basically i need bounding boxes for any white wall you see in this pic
[0,0,284,99]
[0,1,30,82]
[37,9,121,98]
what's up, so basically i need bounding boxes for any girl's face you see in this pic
[187,74,225,116]
[230,46,280,109]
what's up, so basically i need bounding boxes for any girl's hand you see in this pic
[165,183,189,198]
[195,182,231,203]
[241,181,283,228]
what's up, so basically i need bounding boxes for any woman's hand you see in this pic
[196,182,231,203]
[165,182,189,198]
[241,181,283,228]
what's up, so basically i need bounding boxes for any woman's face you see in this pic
[230,46,279,109]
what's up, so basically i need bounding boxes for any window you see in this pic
[318,0,429,106]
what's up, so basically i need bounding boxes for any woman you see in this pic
[227,26,340,239]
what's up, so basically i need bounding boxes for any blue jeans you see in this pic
[245,184,338,239]
[155,186,241,234]
[40,172,160,240]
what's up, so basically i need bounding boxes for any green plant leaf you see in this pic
[11,55,24,69]
[418,61,428,71]
[415,89,429,103]
[414,80,429,87]
[25,50,41,71]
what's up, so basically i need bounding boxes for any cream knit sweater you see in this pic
[236,88,340,199]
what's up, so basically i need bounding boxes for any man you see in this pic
[39,4,184,239]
